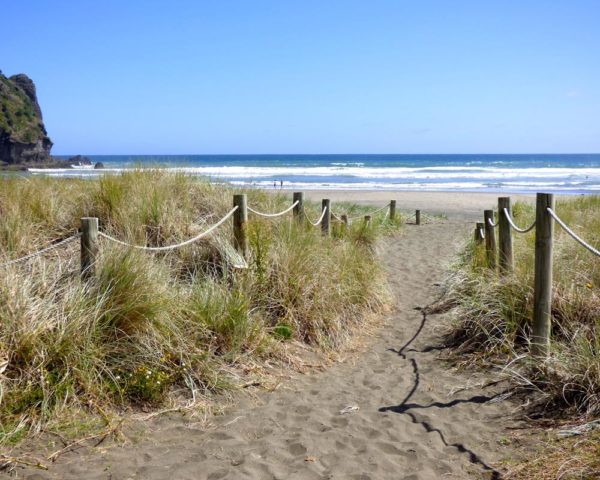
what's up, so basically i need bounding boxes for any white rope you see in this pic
[478,227,485,240]
[503,208,536,234]
[304,207,328,226]
[347,203,390,221]
[487,218,499,228]
[331,212,343,222]
[247,200,299,218]
[547,208,600,257]
[0,233,81,267]
[98,206,238,251]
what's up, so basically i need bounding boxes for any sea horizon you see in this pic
[29,153,600,195]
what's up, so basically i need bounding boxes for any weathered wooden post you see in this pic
[364,215,372,227]
[389,200,397,221]
[415,210,421,225]
[340,214,349,233]
[233,194,248,257]
[80,217,98,280]
[293,192,304,224]
[532,193,554,358]
[321,199,331,236]
[474,222,484,245]
[484,209,497,270]
[498,197,513,274]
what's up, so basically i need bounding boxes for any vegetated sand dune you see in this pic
[10,206,523,480]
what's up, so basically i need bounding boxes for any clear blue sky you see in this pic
[1,0,599,154]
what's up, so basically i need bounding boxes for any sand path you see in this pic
[17,220,516,480]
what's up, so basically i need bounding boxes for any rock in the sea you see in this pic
[68,154,92,166]
[0,72,53,165]
[94,162,105,169]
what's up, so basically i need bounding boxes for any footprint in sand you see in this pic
[288,442,308,455]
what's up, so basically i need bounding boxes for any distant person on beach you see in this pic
[280,180,283,188]
[273,181,276,188]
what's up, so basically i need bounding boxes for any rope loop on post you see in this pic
[547,208,600,257]
[247,200,299,218]
[503,208,536,234]
[304,207,328,226]
[0,233,81,268]
[98,206,239,251]
[344,203,391,221]
[487,217,499,228]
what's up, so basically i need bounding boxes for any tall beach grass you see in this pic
[447,196,600,477]
[0,170,398,444]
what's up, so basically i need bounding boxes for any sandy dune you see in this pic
[11,208,521,479]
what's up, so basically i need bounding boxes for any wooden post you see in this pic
[532,193,554,358]
[498,197,513,274]
[293,192,304,223]
[364,215,372,227]
[340,214,349,233]
[233,194,248,257]
[389,200,397,221]
[80,217,98,280]
[340,213,348,233]
[415,210,421,225]
[474,222,484,245]
[484,209,497,270]
[321,199,331,236]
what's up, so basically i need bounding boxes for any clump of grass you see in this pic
[0,170,398,444]
[501,427,600,479]
[446,197,600,477]
[447,196,600,417]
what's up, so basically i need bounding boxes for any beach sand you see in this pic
[9,191,527,480]
[303,190,535,221]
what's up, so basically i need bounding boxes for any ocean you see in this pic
[30,154,600,194]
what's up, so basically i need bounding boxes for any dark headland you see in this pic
[0,70,94,170]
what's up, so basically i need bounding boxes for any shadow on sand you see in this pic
[379,309,503,480]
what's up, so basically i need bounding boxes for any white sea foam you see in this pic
[27,164,600,193]
[28,165,600,178]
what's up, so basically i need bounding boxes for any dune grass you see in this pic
[0,170,399,445]
[447,196,600,478]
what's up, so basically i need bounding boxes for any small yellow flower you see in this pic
[586,283,593,289]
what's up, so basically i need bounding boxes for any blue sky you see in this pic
[1,0,599,154]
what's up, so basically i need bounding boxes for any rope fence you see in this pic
[98,206,239,251]
[1,193,422,276]
[0,233,81,268]
[477,193,600,358]
[487,217,499,228]
[247,200,299,218]
[503,208,536,234]
[547,208,600,257]
[304,206,328,226]
[344,203,391,221]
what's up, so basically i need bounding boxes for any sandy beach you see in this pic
[303,190,536,221]
[5,191,529,480]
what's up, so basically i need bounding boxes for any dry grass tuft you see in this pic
[446,195,600,478]
[0,170,397,445]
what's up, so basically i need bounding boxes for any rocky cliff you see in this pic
[0,72,53,165]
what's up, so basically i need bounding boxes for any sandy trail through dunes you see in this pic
[15,219,518,480]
